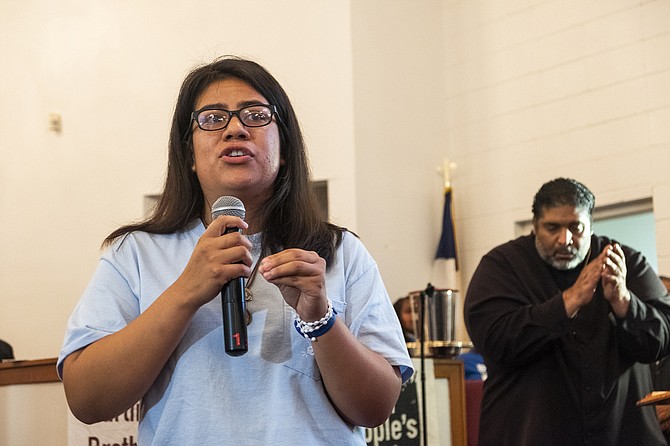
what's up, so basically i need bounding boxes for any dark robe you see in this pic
[464,234,670,446]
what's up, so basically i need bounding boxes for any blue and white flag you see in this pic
[435,186,458,270]
[433,184,460,293]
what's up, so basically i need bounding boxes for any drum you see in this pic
[407,288,469,357]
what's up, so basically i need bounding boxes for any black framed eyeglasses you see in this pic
[191,104,277,131]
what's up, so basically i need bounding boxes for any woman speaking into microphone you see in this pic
[57,56,413,445]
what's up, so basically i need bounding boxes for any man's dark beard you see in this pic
[535,239,590,270]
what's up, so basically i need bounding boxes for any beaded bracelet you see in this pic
[294,299,337,342]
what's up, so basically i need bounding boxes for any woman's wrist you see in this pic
[294,299,337,341]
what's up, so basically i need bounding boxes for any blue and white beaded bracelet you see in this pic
[294,299,337,342]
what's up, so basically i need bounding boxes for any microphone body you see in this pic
[211,196,248,356]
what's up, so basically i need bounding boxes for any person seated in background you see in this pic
[393,296,417,342]
[0,339,14,360]
[456,348,487,380]
[651,275,670,441]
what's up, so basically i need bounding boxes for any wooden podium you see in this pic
[365,357,467,446]
[433,359,467,446]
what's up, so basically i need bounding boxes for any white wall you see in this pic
[351,0,450,300]
[1,0,669,360]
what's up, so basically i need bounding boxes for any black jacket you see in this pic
[465,234,670,446]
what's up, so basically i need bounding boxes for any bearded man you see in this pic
[465,177,670,446]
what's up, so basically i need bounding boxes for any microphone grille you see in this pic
[211,196,246,220]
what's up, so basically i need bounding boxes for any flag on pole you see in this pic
[435,185,459,270]
[434,166,463,340]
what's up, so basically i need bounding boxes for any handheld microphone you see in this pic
[211,196,248,356]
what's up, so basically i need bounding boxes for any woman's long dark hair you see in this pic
[104,56,343,264]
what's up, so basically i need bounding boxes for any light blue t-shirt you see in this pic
[58,220,413,445]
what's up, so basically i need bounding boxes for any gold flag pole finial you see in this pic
[440,159,456,191]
